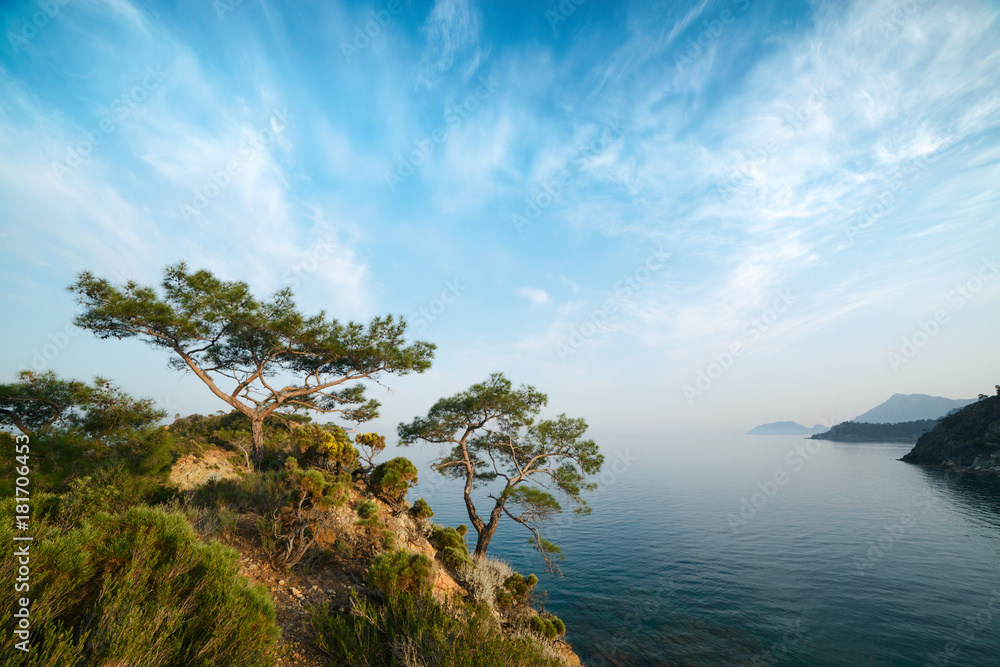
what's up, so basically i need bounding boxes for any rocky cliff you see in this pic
[901,391,1000,474]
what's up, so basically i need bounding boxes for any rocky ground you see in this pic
[169,451,499,666]
[902,392,1000,474]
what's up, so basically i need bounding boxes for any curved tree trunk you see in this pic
[250,416,265,471]
[473,499,506,559]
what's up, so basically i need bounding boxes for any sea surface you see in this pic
[403,432,1000,666]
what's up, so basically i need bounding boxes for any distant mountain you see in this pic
[902,392,1000,474]
[809,420,937,443]
[746,421,826,436]
[853,394,976,424]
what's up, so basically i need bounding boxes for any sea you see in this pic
[402,432,1000,666]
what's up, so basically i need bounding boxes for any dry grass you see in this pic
[458,556,516,607]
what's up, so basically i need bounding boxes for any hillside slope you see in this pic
[810,420,937,443]
[854,394,975,423]
[901,392,1000,474]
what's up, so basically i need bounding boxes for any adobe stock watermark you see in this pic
[383,74,501,192]
[7,0,71,54]
[726,428,833,533]
[178,108,293,222]
[339,0,404,63]
[878,0,921,38]
[923,589,1000,667]
[512,116,625,233]
[747,618,808,667]
[683,289,797,404]
[589,574,679,667]
[852,489,935,575]
[281,236,338,292]
[554,244,668,360]
[714,87,827,200]
[843,137,950,245]
[887,255,998,371]
[544,448,639,544]
[545,0,586,36]
[12,433,33,653]
[18,319,83,373]
[51,65,169,178]
[672,0,752,71]
[410,279,465,334]
[213,0,245,20]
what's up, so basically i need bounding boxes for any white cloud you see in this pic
[419,0,484,86]
[515,287,553,307]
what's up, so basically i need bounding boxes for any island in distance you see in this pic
[746,422,827,435]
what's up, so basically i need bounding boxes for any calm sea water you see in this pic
[403,432,1000,666]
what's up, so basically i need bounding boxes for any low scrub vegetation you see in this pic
[309,591,564,667]
[0,502,278,666]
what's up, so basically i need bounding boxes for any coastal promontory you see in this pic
[901,389,1000,474]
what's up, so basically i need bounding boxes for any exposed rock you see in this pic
[902,392,1000,474]
[168,447,243,490]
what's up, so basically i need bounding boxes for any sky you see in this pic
[1,0,998,438]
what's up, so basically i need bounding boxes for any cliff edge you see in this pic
[901,390,1000,474]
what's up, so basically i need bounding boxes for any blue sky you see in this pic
[1,0,998,436]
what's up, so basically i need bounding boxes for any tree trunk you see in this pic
[250,416,265,471]
[473,499,506,559]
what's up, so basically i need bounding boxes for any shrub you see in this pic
[458,556,515,607]
[355,500,381,530]
[355,431,386,467]
[0,502,278,666]
[529,613,566,640]
[410,498,434,520]
[309,591,563,667]
[366,549,434,597]
[381,530,397,550]
[440,546,474,570]
[430,525,473,570]
[315,427,359,474]
[369,457,418,504]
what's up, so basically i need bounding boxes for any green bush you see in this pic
[495,572,539,613]
[356,500,381,530]
[410,498,434,519]
[528,613,566,640]
[366,549,434,597]
[430,525,473,570]
[0,502,278,666]
[440,546,473,570]
[309,591,563,667]
[369,457,418,503]
[0,430,172,502]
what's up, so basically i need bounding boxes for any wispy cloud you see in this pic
[515,287,553,308]
[419,0,484,86]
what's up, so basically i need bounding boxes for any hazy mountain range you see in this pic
[747,394,976,435]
